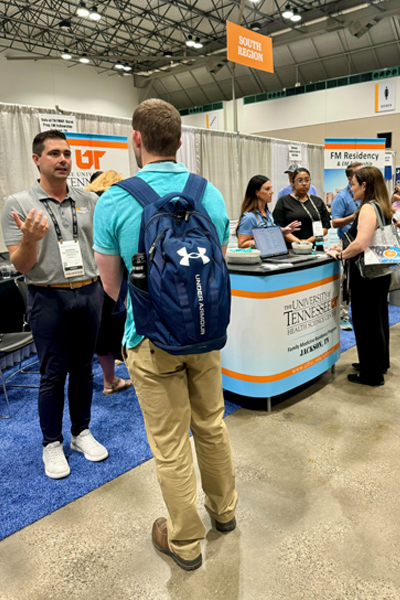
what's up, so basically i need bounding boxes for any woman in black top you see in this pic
[327,166,394,386]
[273,167,330,246]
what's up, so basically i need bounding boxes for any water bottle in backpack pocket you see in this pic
[116,174,231,355]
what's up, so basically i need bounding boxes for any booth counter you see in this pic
[222,256,341,411]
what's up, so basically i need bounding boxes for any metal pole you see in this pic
[231,0,246,133]
[232,63,237,132]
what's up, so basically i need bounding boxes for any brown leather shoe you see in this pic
[215,517,237,532]
[152,517,202,571]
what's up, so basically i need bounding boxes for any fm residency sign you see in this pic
[324,138,386,170]
[323,138,385,207]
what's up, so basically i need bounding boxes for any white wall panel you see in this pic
[0,54,137,118]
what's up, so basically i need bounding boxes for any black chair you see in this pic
[0,333,39,419]
[0,278,39,419]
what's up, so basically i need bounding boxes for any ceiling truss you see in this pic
[0,0,399,107]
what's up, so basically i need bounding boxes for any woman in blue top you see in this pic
[236,175,301,248]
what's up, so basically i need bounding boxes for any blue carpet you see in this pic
[0,359,240,542]
[2,303,400,542]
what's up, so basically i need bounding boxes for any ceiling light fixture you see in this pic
[248,0,259,3]
[61,49,72,60]
[193,38,203,49]
[282,4,293,18]
[123,64,132,71]
[79,54,90,63]
[76,1,90,17]
[163,50,173,58]
[89,6,101,21]
[250,22,262,31]
[59,19,71,31]
[115,62,124,69]
[186,35,196,47]
[290,8,302,21]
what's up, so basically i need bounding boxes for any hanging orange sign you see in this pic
[227,21,274,73]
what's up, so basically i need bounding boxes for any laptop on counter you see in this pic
[252,226,319,264]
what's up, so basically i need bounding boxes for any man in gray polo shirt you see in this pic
[1,129,107,479]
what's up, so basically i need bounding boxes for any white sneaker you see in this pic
[43,441,71,479]
[70,429,108,462]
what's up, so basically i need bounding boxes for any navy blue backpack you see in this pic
[115,173,231,355]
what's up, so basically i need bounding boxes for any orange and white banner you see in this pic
[65,133,130,188]
[227,21,273,73]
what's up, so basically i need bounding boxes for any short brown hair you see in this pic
[345,162,363,178]
[132,99,181,156]
[32,130,67,156]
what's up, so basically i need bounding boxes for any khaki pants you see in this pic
[125,339,238,561]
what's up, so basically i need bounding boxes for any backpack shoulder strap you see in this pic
[114,176,160,207]
[182,173,207,204]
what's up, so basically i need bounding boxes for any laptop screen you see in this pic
[252,226,288,258]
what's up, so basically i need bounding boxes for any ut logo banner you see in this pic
[177,247,210,266]
[75,150,106,170]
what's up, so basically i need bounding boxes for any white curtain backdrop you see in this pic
[0,101,324,242]
[0,343,36,370]
[177,126,198,174]
[307,143,325,197]
[238,134,272,219]
[199,129,240,219]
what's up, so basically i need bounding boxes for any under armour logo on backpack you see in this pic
[177,247,210,267]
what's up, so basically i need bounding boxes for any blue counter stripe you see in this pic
[230,262,340,294]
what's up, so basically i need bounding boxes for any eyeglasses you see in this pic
[294,178,311,184]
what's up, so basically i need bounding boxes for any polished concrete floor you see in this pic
[1,325,400,600]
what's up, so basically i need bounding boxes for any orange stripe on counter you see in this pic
[222,343,340,383]
[66,140,129,149]
[231,273,340,299]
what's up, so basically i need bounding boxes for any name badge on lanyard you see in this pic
[42,198,86,279]
[59,240,85,278]
[312,221,324,238]
[295,195,324,238]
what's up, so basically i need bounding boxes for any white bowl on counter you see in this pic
[226,248,261,264]
[292,242,313,255]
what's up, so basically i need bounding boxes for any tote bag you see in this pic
[356,202,400,279]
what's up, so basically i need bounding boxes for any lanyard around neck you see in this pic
[256,210,273,226]
[41,198,78,243]
[293,194,320,222]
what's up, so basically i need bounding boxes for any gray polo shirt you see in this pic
[2,181,99,285]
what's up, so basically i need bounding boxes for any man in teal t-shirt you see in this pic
[94,99,237,572]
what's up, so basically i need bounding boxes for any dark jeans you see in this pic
[350,262,390,383]
[28,281,104,445]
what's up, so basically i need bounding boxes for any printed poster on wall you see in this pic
[39,114,77,132]
[64,132,130,188]
[288,143,301,163]
[323,137,386,209]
